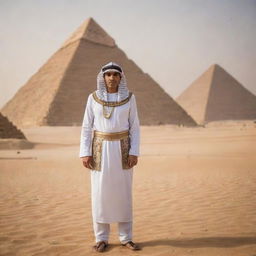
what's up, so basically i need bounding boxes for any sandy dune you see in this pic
[1,122,256,256]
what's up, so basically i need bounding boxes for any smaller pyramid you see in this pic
[177,64,256,124]
[0,113,26,139]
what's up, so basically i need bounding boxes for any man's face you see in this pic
[104,71,121,93]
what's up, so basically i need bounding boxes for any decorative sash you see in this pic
[92,130,130,171]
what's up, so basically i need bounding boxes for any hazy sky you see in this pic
[1,0,256,108]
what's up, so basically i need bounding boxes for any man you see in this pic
[79,62,141,252]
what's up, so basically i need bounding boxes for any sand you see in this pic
[0,121,256,256]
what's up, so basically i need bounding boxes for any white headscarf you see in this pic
[96,62,130,102]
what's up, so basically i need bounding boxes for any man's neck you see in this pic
[107,89,118,93]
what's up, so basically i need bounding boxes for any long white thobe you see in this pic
[79,92,140,223]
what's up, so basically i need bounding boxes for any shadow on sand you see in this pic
[93,236,256,253]
[139,236,256,248]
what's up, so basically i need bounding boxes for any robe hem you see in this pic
[94,218,133,224]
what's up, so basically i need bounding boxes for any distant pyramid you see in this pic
[176,64,256,124]
[2,18,196,127]
[0,113,26,139]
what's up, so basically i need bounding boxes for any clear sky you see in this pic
[1,0,256,108]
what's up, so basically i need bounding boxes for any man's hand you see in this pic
[82,156,93,169]
[128,155,138,168]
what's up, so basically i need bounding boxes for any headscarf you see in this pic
[96,62,130,102]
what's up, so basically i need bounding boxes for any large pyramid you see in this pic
[2,18,196,127]
[0,113,26,139]
[177,64,256,124]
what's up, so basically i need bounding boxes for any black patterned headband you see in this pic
[102,64,122,73]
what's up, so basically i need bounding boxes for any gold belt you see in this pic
[93,130,129,141]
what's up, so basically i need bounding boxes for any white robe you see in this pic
[79,92,140,223]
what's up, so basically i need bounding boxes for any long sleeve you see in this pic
[79,94,94,157]
[128,94,140,156]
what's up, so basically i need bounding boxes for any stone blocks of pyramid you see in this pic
[2,18,196,127]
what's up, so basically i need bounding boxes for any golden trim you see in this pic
[92,91,133,107]
[92,136,103,171]
[120,137,130,169]
[94,130,129,141]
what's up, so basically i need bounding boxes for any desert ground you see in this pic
[0,121,256,256]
